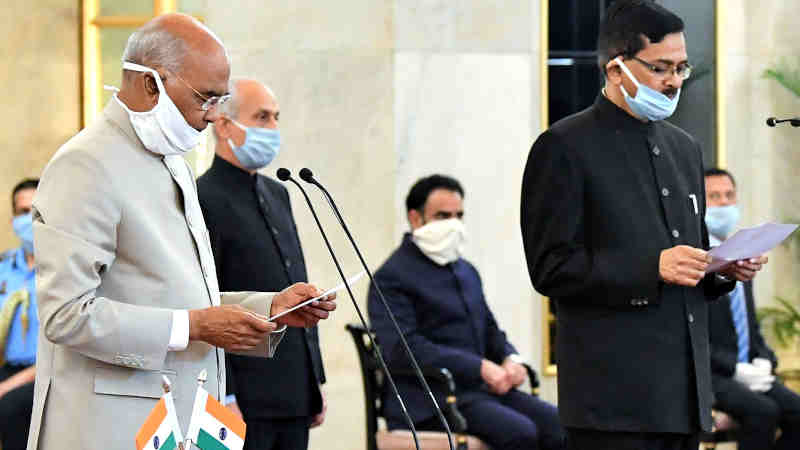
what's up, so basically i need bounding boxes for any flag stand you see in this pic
[162,376,187,450]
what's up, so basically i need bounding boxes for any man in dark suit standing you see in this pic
[198,78,326,450]
[520,2,767,449]
[705,168,800,450]
[368,175,564,450]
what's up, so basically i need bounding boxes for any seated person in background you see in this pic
[367,174,564,450]
[0,178,39,450]
[705,168,800,450]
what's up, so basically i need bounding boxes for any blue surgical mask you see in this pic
[228,120,281,170]
[12,212,34,255]
[615,57,681,121]
[705,205,740,239]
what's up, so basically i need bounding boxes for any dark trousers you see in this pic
[565,428,699,450]
[713,377,800,450]
[243,417,310,450]
[0,364,34,450]
[417,389,565,450]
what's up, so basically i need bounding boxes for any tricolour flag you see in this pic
[186,386,246,450]
[135,392,184,450]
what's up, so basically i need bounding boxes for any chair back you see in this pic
[346,323,383,450]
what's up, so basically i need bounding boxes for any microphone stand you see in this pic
[299,168,456,450]
[276,168,422,450]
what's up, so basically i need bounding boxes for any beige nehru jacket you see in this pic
[27,98,284,450]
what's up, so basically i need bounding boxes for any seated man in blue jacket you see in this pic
[368,174,564,450]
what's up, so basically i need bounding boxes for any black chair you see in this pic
[345,323,540,450]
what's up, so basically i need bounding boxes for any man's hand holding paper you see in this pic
[268,282,338,328]
[719,255,769,282]
[191,282,337,352]
[708,223,797,274]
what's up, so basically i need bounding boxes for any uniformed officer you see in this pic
[0,178,39,450]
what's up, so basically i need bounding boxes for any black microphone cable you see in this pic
[298,168,456,450]
[276,168,422,450]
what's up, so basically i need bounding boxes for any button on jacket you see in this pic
[28,99,283,450]
[198,156,325,421]
[368,235,516,426]
[521,94,734,433]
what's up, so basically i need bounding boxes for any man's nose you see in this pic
[204,105,222,123]
[665,70,683,90]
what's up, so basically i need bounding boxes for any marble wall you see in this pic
[0,0,80,250]
[722,0,800,316]
[205,1,548,448]
[8,0,800,448]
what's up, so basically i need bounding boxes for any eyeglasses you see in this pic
[629,56,693,80]
[170,71,232,111]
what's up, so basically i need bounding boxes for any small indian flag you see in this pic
[186,386,246,450]
[135,392,184,450]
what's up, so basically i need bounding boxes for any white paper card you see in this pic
[708,222,798,272]
[267,270,367,321]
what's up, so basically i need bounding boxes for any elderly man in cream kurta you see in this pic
[26,14,336,450]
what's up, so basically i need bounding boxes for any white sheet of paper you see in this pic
[708,222,798,272]
[267,270,367,322]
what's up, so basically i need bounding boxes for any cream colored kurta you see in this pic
[27,98,283,450]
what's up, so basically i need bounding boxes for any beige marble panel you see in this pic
[394,52,550,401]
[395,0,531,52]
[205,0,393,52]
[0,0,80,250]
[723,0,800,321]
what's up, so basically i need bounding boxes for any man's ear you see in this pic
[143,73,160,97]
[605,60,623,86]
[408,209,423,230]
[214,115,233,140]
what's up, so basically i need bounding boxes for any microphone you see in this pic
[277,168,423,450]
[299,168,457,450]
[766,117,800,127]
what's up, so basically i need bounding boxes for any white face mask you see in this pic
[412,218,467,266]
[116,61,202,155]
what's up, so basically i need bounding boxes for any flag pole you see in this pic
[184,369,209,450]
[161,376,187,450]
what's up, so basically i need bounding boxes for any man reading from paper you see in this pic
[26,14,335,450]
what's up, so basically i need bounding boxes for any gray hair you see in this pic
[219,78,243,119]
[121,23,188,74]
[220,78,276,120]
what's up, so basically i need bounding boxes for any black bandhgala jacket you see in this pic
[198,156,325,421]
[521,94,734,433]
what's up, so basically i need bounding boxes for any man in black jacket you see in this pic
[521,2,767,449]
[198,78,326,450]
[705,168,800,450]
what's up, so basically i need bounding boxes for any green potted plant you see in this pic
[764,60,800,98]
[755,62,800,392]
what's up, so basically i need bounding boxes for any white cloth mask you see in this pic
[412,218,467,266]
[116,61,202,155]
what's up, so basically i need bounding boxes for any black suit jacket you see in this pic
[198,156,325,421]
[709,281,777,379]
[368,235,517,425]
[521,95,734,433]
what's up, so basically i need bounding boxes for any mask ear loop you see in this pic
[122,61,167,99]
[614,57,641,88]
[226,118,248,150]
[613,56,641,99]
